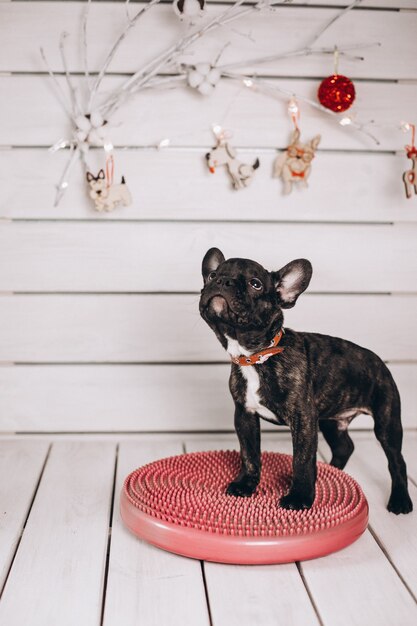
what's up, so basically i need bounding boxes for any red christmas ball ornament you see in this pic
[318,74,356,113]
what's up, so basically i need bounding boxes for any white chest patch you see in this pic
[226,336,277,421]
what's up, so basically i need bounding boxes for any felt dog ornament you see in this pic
[274,129,321,194]
[205,135,260,190]
[86,169,132,212]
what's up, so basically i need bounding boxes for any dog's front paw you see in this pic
[280,490,314,511]
[387,488,413,515]
[226,476,258,498]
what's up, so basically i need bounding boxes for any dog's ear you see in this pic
[309,135,321,151]
[202,247,225,283]
[98,169,105,180]
[272,259,312,308]
[290,128,301,145]
[86,171,94,183]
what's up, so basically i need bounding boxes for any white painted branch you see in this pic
[40,46,73,121]
[307,0,365,48]
[59,32,80,118]
[88,0,162,112]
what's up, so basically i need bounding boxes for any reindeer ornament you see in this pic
[274,129,321,194]
[205,132,260,190]
[403,124,417,199]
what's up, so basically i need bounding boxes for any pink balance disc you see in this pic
[120,451,368,565]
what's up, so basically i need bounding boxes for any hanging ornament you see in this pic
[402,123,417,199]
[187,63,222,96]
[173,0,206,22]
[86,150,132,212]
[273,98,321,195]
[318,47,356,113]
[205,125,260,190]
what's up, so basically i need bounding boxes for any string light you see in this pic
[157,138,171,149]
[49,139,69,153]
[288,98,299,115]
[339,116,352,126]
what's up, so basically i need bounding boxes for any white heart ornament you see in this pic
[90,110,104,128]
[75,115,91,132]
[195,63,211,76]
[75,129,87,142]
[198,81,214,96]
[188,70,204,88]
[207,68,221,85]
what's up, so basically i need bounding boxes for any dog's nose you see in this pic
[216,277,234,288]
[96,190,102,195]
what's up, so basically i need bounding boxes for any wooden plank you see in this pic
[2,149,417,223]
[103,440,210,626]
[0,75,415,151]
[1,294,416,362]
[185,437,320,626]
[0,362,415,432]
[1,3,416,79]
[0,364,233,433]
[1,222,416,293]
[318,435,417,602]
[218,0,417,6]
[300,530,417,626]
[0,440,49,591]
[0,441,116,626]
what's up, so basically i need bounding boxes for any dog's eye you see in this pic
[208,271,217,282]
[249,278,263,291]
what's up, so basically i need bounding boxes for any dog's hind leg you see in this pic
[372,381,413,514]
[319,419,354,470]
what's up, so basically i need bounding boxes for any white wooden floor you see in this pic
[0,431,416,626]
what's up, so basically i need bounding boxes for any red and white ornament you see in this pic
[318,74,355,113]
[317,47,356,113]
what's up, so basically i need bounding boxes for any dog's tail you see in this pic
[121,176,126,184]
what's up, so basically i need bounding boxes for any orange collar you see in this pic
[231,329,284,366]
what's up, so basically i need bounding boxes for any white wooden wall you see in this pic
[0,1,416,432]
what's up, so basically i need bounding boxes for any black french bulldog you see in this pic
[199,248,413,514]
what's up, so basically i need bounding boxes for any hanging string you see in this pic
[212,124,233,145]
[333,46,340,75]
[105,153,114,188]
[404,123,416,157]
